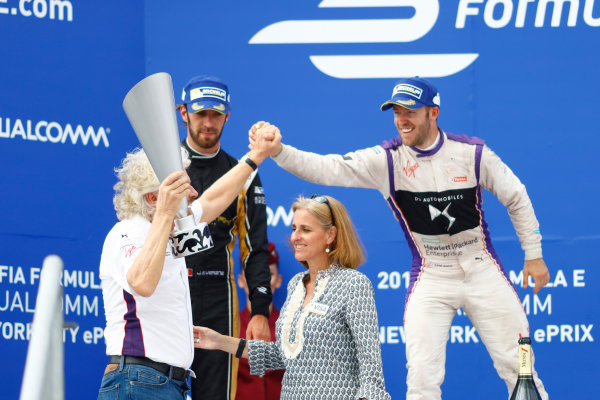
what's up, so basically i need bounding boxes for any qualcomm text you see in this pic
[0,117,110,147]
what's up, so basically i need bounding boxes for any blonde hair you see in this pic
[113,147,190,221]
[291,195,366,269]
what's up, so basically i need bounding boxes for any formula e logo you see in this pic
[249,0,478,79]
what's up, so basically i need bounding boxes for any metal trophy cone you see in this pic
[122,72,213,257]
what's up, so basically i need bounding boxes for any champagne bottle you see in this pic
[509,337,542,400]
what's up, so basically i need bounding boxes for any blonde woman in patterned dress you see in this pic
[194,195,391,400]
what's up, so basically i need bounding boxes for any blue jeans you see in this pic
[97,359,190,400]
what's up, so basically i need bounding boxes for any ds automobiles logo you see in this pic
[249,0,479,79]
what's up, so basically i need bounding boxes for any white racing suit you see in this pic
[272,130,548,400]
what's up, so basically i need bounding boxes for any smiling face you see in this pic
[393,104,439,149]
[291,208,335,269]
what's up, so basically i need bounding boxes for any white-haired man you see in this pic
[97,124,279,400]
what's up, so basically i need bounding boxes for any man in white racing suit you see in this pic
[250,77,550,399]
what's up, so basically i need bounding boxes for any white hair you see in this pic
[113,147,191,221]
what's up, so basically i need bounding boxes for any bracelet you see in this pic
[235,338,247,358]
[244,156,258,171]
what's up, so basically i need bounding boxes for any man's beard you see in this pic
[399,109,432,148]
[187,115,224,151]
[410,117,431,148]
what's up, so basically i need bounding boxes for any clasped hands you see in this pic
[249,121,283,157]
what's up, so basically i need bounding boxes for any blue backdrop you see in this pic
[1,1,598,398]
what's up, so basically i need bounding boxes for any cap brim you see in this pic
[186,99,229,115]
[380,100,426,111]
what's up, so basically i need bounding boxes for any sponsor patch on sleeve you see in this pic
[256,286,268,294]
[369,146,382,154]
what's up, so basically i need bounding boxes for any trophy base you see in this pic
[170,216,214,258]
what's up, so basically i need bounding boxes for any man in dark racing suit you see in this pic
[179,75,272,400]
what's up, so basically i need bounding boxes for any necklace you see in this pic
[280,266,335,359]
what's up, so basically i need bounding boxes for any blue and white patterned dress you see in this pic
[248,264,391,400]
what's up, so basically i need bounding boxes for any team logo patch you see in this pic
[453,176,467,182]
[191,103,204,111]
[403,160,419,178]
[393,83,423,99]
[429,203,456,230]
[125,245,137,258]
[190,86,227,101]
[255,186,265,194]
[213,104,225,111]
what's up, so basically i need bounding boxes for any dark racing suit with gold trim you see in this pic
[271,130,548,400]
[183,140,272,400]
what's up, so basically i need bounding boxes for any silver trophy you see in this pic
[123,72,213,257]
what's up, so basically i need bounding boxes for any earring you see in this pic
[325,247,330,253]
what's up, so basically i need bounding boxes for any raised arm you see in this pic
[197,123,280,223]
[126,171,194,297]
[249,121,389,193]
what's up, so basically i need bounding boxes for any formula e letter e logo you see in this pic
[249,0,478,79]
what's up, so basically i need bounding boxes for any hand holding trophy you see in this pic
[122,72,213,257]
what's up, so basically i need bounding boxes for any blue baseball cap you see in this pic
[181,75,230,115]
[380,77,440,111]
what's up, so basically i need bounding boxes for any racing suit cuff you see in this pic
[250,296,270,318]
[524,247,543,261]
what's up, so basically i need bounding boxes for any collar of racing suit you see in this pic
[183,138,221,159]
[381,127,446,158]
[411,128,445,158]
